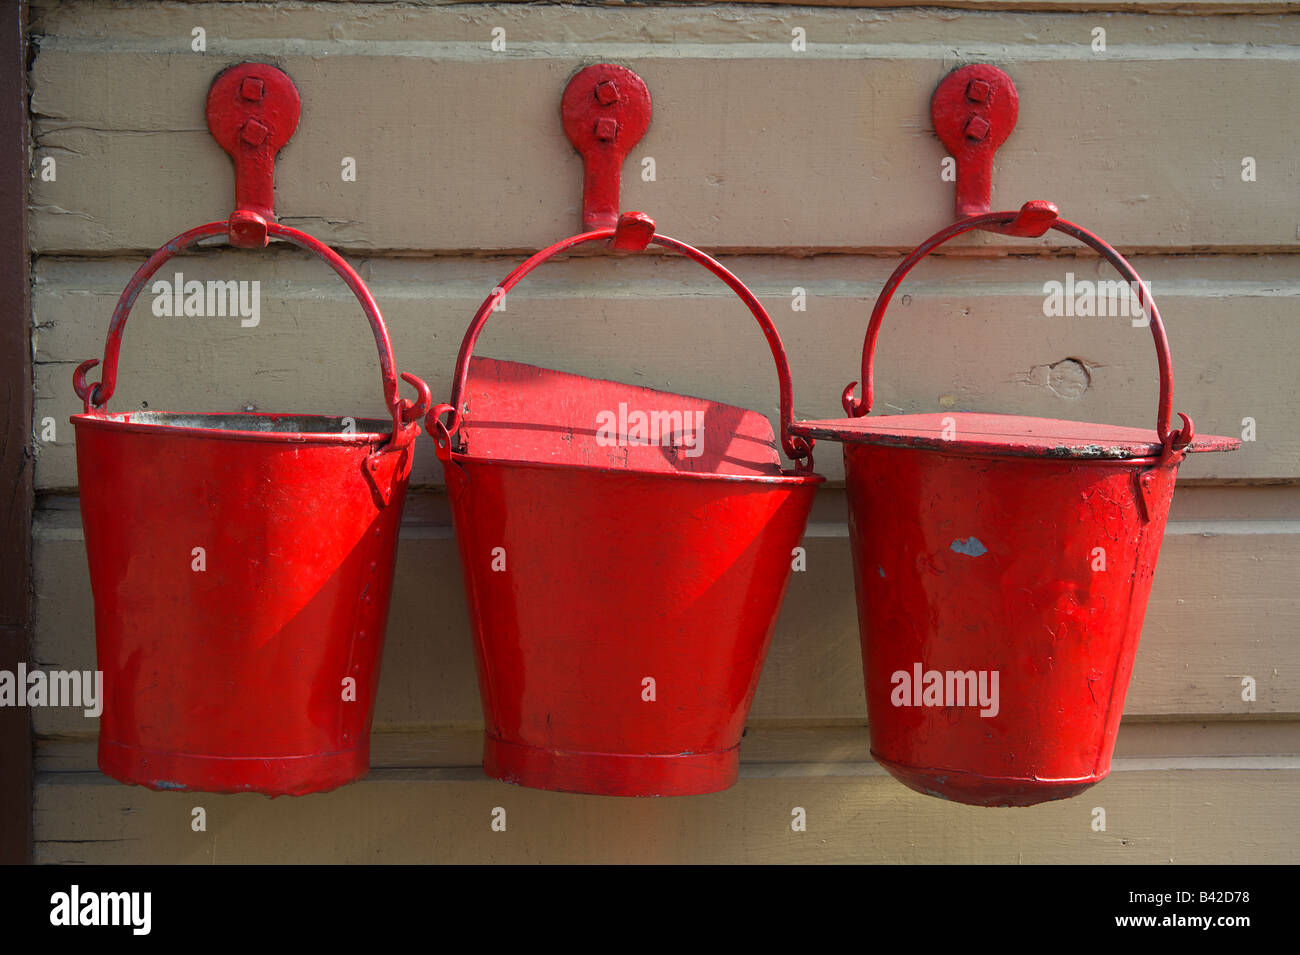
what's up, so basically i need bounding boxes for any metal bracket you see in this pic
[931,64,1019,219]
[205,63,302,248]
[561,64,652,231]
[363,445,408,509]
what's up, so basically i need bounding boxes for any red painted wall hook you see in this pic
[931,64,1019,219]
[206,63,302,248]
[561,64,652,231]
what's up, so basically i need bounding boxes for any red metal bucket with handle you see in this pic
[71,221,430,796]
[429,213,823,797]
[791,202,1239,807]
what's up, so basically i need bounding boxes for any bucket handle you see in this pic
[843,201,1194,451]
[428,212,815,470]
[73,220,431,449]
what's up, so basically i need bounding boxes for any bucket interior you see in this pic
[457,356,795,477]
[74,410,393,438]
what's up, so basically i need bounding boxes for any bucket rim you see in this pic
[70,410,397,447]
[790,411,1240,461]
[447,448,825,486]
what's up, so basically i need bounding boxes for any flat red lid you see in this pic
[458,356,789,476]
[790,412,1240,460]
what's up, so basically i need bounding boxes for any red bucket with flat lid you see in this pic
[791,203,1239,807]
[429,214,822,797]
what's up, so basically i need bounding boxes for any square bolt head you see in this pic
[594,80,621,106]
[964,115,991,142]
[240,118,270,146]
[965,79,991,103]
[239,77,266,102]
[594,117,619,142]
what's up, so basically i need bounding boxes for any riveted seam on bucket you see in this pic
[69,413,394,447]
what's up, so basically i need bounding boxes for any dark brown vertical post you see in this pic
[0,0,33,865]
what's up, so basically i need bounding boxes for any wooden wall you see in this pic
[24,0,1300,863]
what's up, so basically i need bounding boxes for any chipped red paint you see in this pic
[791,209,1239,806]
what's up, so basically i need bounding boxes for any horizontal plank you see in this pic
[32,4,1300,55]
[35,719,1300,773]
[32,0,1300,18]
[33,253,1299,488]
[33,764,1300,863]
[29,490,1300,740]
[33,0,1300,22]
[27,6,1300,252]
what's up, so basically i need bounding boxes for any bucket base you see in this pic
[484,735,739,797]
[872,751,1105,807]
[99,739,369,797]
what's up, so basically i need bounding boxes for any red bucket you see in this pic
[429,215,822,797]
[792,205,1239,806]
[71,221,430,796]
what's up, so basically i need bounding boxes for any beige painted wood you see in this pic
[33,253,1298,489]
[34,719,1300,775]
[24,0,1299,866]
[31,3,1299,52]
[27,6,1300,252]
[33,0,1300,17]
[29,497,1300,743]
[32,764,1300,863]
[717,1,1295,7]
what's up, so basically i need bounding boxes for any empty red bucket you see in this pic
[792,204,1239,806]
[428,214,822,796]
[71,221,430,796]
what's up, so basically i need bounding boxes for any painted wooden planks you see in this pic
[29,499,1300,739]
[27,6,1300,252]
[33,254,1298,488]
[33,764,1300,863]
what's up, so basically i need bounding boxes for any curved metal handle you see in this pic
[844,201,1193,450]
[73,219,430,448]
[429,213,813,468]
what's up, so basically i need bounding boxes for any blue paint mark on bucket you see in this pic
[950,536,988,557]
[152,779,187,791]
[877,565,886,578]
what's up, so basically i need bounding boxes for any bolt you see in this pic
[594,117,619,142]
[965,79,990,104]
[964,115,991,142]
[239,77,265,102]
[240,118,269,146]
[594,80,621,106]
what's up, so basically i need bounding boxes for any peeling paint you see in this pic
[950,537,988,557]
